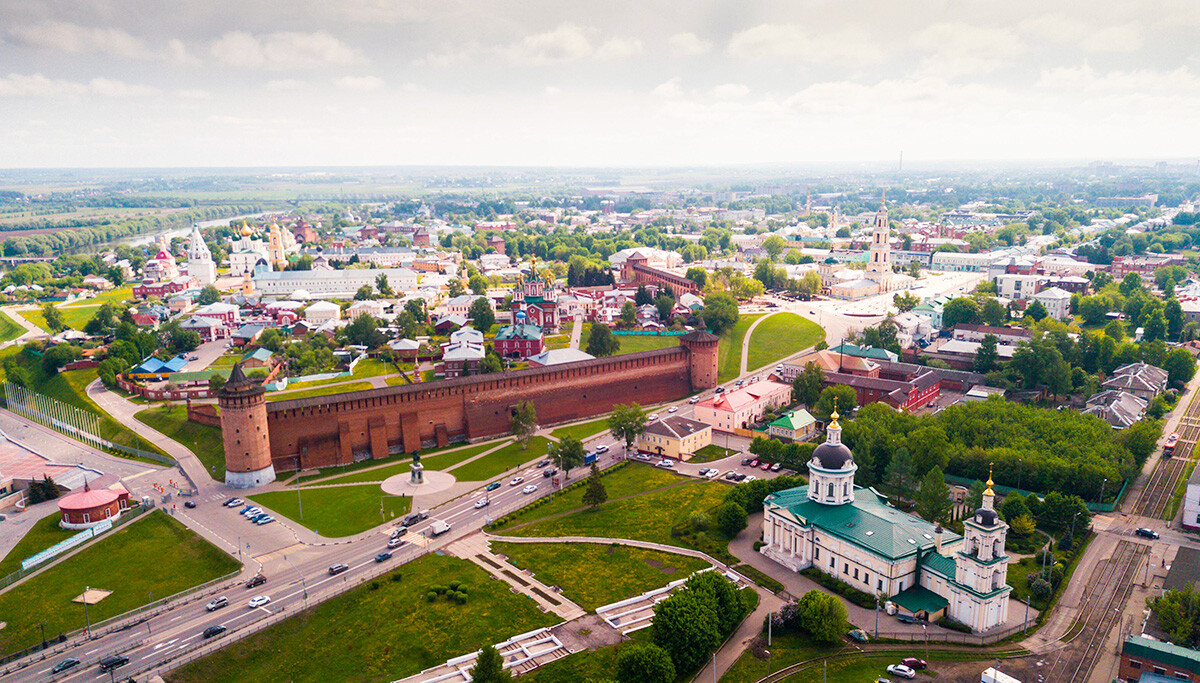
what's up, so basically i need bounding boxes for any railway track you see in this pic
[1133,455,1188,518]
[1040,540,1148,683]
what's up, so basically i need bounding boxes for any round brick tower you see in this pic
[680,330,720,391]
[218,363,276,489]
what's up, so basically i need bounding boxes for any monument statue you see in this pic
[410,450,424,485]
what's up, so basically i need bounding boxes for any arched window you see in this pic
[843,482,850,498]
[827,483,834,499]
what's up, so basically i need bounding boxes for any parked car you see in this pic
[770,463,783,472]
[223,498,242,507]
[50,658,80,674]
[245,574,267,589]
[375,552,392,563]
[714,387,725,393]
[725,472,738,480]
[648,414,659,421]
[387,537,406,549]
[240,506,261,516]
[202,625,227,639]
[98,655,130,673]
[733,473,747,481]
[847,629,869,643]
[698,468,711,476]
[656,460,674,469]
[703,469,719,479]
[635,454,652,462]
[896,613,918,624]
[328,563,350,576]
[205,596,229,612]
[1136,528,1160,539]
[595,445,609,453]
[510,476,525,486]
[743,475,757,483]
[749,459,759,467]
[486,482,502,492]
[901,657,927,670]
[256,516,274,526]
[474,498,490,509]
[886,664,916,679]
[760,462,772,471]
[741,457,754,466]
[522,484,538,494]
[247,595,271,609]
[184,500,196,509]
[735,380,744,386]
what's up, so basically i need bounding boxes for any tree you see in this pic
[42,303,67,332]
[1045,356,1072,401]
[345,314,385,348]
[1119,272,1144,297]
[1009,514,1036,538]
[883,446,915,498]
[586,324,620,357]
[582,463,608,510]
[796,590,848,644]
[981,298,1007,326]
[550,435,586,480]
[375,273,395,297]
[635,285,653,306]
[511,401,538,449]
[686,267,707,289]
[655,295,675,322]
[762,234,787,259]
[1167,299,1185,340]
[196,285,221,305]
[469,297,495,333]
[714,501,748,537]
[1104,319,1125,341]
[1123,419,1163,462]
[915,466,952,524]
[942,297,980,328]
[792,362,823,407]
[1025,300,1048,322]
[974,334,999,373]
[966,479,986,511]
[700,293,739,335]
[468,273,488,295]
[619,301,637,328]
[893,291,919,313]
[651,591,720,674]
[447,279,465,297]
[608,403,647,453]
[813,385,857,422]
[1164,348,1198,385]
[479,354,503,374]
[405,298,427,322]
[469,644,511,683]
[1144,305,1168,342]
[1000,492,1030,521]
[354,284,374,300]
[907,259,921,279]
[615,643,674,683]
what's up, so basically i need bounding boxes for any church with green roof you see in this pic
[760,408,1013,632]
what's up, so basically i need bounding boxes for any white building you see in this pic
[186,224,216,285]
[1032,287,1072,321]
[304,301,342,324]
[693,379,792,434]
[253,267,418,298]
[347,299,387,319]
[761,412,1012,632]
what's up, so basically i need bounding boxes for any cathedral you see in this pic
[187,223,216,285]
[823,197,913,300]
[510,261,559,332]
[760,410,1012,632]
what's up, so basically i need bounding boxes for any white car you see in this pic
[247,595,271,609]
[656,460,674,469]
[595,445,609,453]
[743,475,757,483]
[667,407,678,413]
[634,454,652,462]
[521,484,538,495]
[509,476,524,486]
[688,397,700,404]
[703,469,719,479]
[887,664,916,679]
[474,498,490,509]
[648,414,659,421]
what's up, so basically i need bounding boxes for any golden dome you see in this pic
[985,464,994,496]
[240,225,252,237]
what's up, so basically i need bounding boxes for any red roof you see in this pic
[58,487,119,511]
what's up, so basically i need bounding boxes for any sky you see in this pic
[1,0,1199,168]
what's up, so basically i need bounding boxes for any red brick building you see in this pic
[619,253,700,295]
[57,482,130,529]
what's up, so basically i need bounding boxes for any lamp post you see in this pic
[1016,458,1022,493]
[284,555,308,608]
[297,488,303,521]
[83,586,92,635]
[1098,478,1108,506]
[38,622,46,649]
[875,594,880,638]
[1070,511,1080,541]
[765,650,772,677]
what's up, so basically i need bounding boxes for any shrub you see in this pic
[369,581,380,590]
[799,568,875,609]
[689,513,710,532]
[426,591,437,602]
[390,572,403,582]
[936,616,972,633]
[1030,577,1052,600]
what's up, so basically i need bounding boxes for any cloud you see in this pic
[653,78,684,98]
[709,83,749,100]
[1019,15,1144,54]
[595,37,643,60]
[502,23,594,65]
[176,89,211,99]
[9,21,155,60]
[668,33,711,56]
[0,73,155,98]
[412,47,474,67]
[727,24,884,67]
[265,79,306,91]
[1079,24,1144,53]
[911,22,1025,79]
[210,31,366,69]
[1036,64,1200,94]
[334,75,385,91]
[167,39,202,65]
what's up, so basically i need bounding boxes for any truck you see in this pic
[980,667,1021,683]
[583,452,598,466]
[429,520,451,537]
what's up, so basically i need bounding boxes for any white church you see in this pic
[760,409,1012,632]
[186,223,216,285]
[821,197,915,300]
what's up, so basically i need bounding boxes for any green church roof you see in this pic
[769,410,816,431]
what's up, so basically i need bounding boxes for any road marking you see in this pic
[153,638,178,651]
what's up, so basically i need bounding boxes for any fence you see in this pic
[612,330,685,336]
[2,381,174,465]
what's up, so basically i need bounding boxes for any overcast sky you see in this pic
[1,0,1198,168]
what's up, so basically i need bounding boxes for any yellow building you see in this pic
[636,416,712,461]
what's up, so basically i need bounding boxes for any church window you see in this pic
[878,579,883,591]
[827,483,834,499]
[814,547,819,560]
[843,563,849,575]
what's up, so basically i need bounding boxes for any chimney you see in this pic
[934,525,943,554]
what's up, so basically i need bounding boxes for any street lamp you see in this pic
[1098,478,1108,506]
[765,649,772,676]
[283,555,308,608]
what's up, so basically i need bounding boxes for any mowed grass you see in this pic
[746,312,825,372]
[492,542,709,611]
[550,417,611,443]
[249,484,411,538]
[492,463,683,529]
[613,333,681,355]
[0,512,75,578]
[449,436,552,481]
[720,631,844,683]
[690,444,737,463]
[718,313,765,382]
[304,441,503,486]
[17,305,101,332]
[520,643,624,683]
[134,404,225,480]
[0,309,25,343]
[496,475,727,550]
[164,553,559,683]
[42,368,169,458]
[0,511,240,656]
[266,380,375,402]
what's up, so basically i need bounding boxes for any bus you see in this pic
[1164,432,1180,457]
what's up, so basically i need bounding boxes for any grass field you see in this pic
[42,368,169,458]
[134,404,225,480]
[549,417,611,443]
[690,444,737,463]
[492,542,709,611]
[17,304,101,332]
[304,441,504,486]
[720,631,839,683]
[164,553,559,683]
[0,513,75,578]
[492,463,683,530]
[249,484,411,537]
[520,643,624,683]
[613,333,681,355]
[718,313,765,382]
[266,380,375,402]
[745,312,825,373]
[0,310,25,343]
[449,436,553,481]
[0,511,239,656]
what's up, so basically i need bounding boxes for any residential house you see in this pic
[694,380,793,434]
[304,301,342,325]
[767,409,817,442]
[1032,286,1072,321]
[441,327,485,378]
[1083,390,1148,429]
[526,348,595,367]
[1103,362,1170,399]
[636,416,712,461]
[241,348,275,370]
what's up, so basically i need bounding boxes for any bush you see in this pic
[390,572,403,582]
[369,581,380,590]
[936,616,972,633]
[689,513,710,532]
[426,591,437,602]
[799,568,875,609]
[715,502,748,538]
[1030,577,1052,600]
[1057,534,1074,551]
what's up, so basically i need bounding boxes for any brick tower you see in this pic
[218,363,276,489]
[680,330,719,391]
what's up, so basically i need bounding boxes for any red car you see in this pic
[760,462,772,471]
[749,459,759,467]
[901,657,927,670]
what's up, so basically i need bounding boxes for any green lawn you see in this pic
[249,484,411,537]
[491,463,683,530]
[134,404,225,480]
[165,553,559,683]
[720,631,839,683]
[746,312,825,373]
[493,542,709,611]
[773,651,1002,683]
[449,436,553,481]
[613,333,681,354]
[690,444,737,463]
[520,643,625,683]
[41,368,169,459]
[0,310,25,343]
[266,381,375,402]
[718,314,765,382]
[17,305,101,333]
[303,441,504,486]
[0,513,75,578]
[550,417,611,443]
[0,511,240,656]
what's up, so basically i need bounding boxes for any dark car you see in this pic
[896,613,919,624]
[245,574,267,589]
[537,459,551,468]
[391,526,408,538]
[375,552,392,563]
[901,657,928,670]
[328,563,350,576]
[184,500,196,509]
[1136,528,1160,539]
[733,473,747,482]
[543,468,558,478]
[98,655,130,672]
[486,482,502,492]
[741,457,754,466]
[50,658,80,674]
[202,625,227,639]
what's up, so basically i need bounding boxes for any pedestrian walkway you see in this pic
[740,311,780,375]
[446,534,587,621]
[397,627,571,683]
[568,314,583,350]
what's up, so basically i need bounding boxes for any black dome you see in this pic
[812,441,853,470]
[974,508,998,526]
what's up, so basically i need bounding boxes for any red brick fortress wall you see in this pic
[262,347,695,472]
